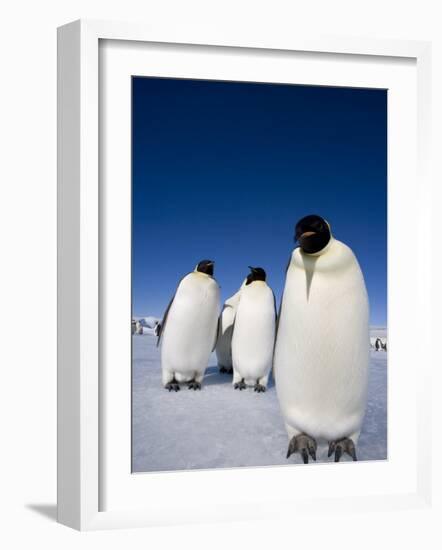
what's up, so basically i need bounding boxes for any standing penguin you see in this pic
[216,277,250,374]
[375,337,382,351]
[216,286,243,374]
[274,215,369,463]
[158,260,220,391]
[231,267,276,392]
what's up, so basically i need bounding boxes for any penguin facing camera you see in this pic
[231,266,276,393]
[375,338,382,351]
[274,214,369,463]
[157,259,220,391]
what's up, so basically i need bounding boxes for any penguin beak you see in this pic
[296,230,317,242]
[300,231,316,239]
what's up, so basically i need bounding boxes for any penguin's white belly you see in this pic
[216,306,235,368]
[232,284,275,383]
[275,251,369,441]
[161,274,219,379]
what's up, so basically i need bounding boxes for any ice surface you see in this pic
[132,330,387,472]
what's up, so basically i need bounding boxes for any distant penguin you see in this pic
[375,338,382,351]
[382,340,387,352]
[158,260,220,391]
[231,267,276,392]
[274,215,369,463]
[131,319,136,335]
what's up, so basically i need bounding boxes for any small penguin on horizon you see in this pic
[375,337,382,351]
[157,259,220,391]
[231,267,276,392]
[274,214,369,463]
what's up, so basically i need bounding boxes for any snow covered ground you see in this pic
[132,330,387,472]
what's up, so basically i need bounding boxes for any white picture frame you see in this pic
[57,19,433,531]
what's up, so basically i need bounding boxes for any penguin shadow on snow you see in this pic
[203,365,276,389]
[202,364,231,386]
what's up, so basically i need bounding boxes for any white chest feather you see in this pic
[161,273,220,375]
[274,239,369,441]
[232,282,275,380]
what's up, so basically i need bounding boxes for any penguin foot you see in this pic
[234,380,246,390]
[165,381,180,392]
[220,366,233,374]
[328,438,357,462]
[188,381,201,390]
[254,383,266,393]
[286,434,317,464]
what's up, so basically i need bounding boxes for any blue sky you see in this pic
[132,77,387,326]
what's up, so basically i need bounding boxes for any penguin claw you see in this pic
[328,438,357,462]
[234,380,246,390]
[220,366,233,374]
[187,381,201,390]
[286,434,317,463]
[254,383,266,393]
[165,382,180,392]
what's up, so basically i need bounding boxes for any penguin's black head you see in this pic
[245,266,266,285]
[295,214,331,254]
[196,259,214,276]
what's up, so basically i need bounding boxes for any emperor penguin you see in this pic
[216,278,249,374]
[157,259,220,391]
[231,267,276,392]
[274,215,369,463]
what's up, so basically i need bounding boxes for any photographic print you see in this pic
[131,77,387,472]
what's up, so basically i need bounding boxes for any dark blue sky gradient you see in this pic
[132,77,387,326]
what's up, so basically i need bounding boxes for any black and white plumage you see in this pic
[231,267,276,392]
[274,215,369,463]
[216,286,244,374]
[158,260,220,391]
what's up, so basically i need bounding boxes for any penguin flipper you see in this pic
[275,292,284,339]
[157,295,175,347]
[212,316,220,352]
[275,253,293,337]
